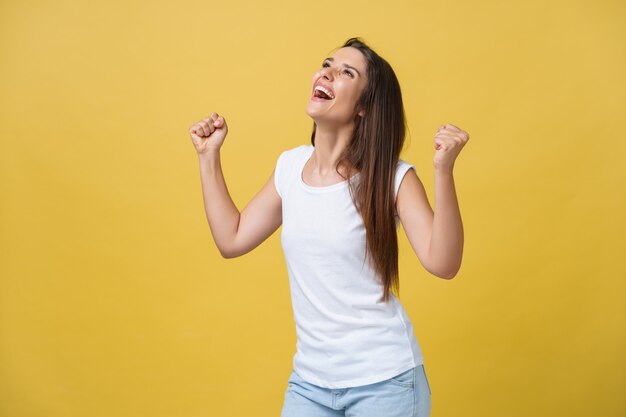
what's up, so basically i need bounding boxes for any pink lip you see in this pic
[310,95,331,102]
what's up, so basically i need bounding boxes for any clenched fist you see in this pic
[189,112,229,155]
[433,123,470,172]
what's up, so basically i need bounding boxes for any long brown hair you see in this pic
[310,37,409,303]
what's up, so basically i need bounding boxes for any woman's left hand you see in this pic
[433,123,470,172]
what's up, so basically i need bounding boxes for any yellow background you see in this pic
[1,0,624,416]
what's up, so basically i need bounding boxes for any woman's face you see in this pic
[306,46,368,126]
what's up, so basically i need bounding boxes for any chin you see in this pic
[305,104,331,120]
[306,102,353,127]
[306,108,349,125]
[306,110,330,124]
[305,106,324,121]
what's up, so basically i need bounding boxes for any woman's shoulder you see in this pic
[274,143,311,170]
[394,158,417,197]
[277,143,311,162]
[396,157,416,173]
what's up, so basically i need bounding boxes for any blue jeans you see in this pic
[280,365,432,417]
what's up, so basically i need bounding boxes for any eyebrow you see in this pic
[323,57,361,76]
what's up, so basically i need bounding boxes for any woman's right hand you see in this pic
[189,112,229,155]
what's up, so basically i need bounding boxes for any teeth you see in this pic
[314,85,335,99]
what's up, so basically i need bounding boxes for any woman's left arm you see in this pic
[429,123,469,279]
[430,166,464,279]
[397,123,469,280]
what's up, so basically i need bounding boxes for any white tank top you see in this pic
[274,144,424,389]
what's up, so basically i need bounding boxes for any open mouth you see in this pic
[313,85,335,100]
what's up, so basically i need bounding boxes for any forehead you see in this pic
[327,47,367,73]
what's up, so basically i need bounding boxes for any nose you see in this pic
[320,66,333,81]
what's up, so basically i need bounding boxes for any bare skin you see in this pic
[188,48,468,279]
[303,47,368,185]
[396,123,468,279]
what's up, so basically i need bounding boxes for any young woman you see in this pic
[188,37,468,417]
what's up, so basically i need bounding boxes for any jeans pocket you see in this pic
[388,367,415,388]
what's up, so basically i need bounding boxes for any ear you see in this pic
[358,108,365,117]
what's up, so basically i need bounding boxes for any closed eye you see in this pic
[322,62,354,78]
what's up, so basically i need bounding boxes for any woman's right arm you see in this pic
[190,113,282,258]
[197,150,282,258]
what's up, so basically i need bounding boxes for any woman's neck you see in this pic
[311,123,357,177]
